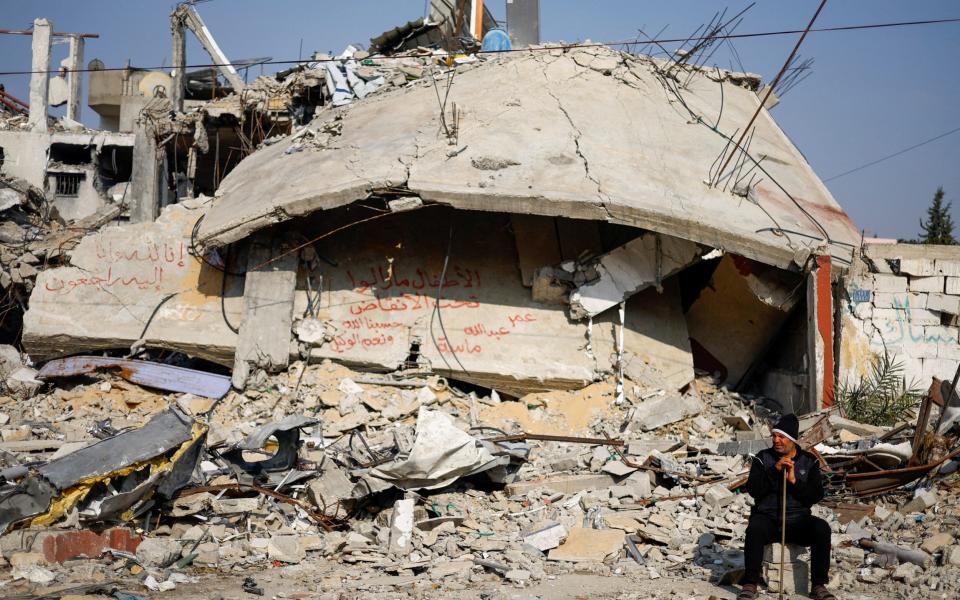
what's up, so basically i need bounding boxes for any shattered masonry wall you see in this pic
[841,246,960,387]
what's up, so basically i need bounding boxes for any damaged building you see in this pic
[0,21,133,222]
[24,42,861,414]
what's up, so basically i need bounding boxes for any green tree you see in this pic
[919,187,955,245]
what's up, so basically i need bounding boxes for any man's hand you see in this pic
[775,456,797,484]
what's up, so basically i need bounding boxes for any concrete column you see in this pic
[66,35,85,122]
[806,255,835,411]
[130,121,161,222]
[28,18,52,133]
[170,13,186,112]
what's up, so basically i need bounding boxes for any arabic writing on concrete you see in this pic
[44,239,189,296]
[330,264,537,355]
[347,265,481,293]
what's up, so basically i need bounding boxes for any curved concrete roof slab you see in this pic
[199,47,860,270]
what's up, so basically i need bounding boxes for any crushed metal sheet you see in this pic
[38,356,232,399]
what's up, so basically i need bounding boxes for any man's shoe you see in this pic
[737,583,759,600]
[811,584,837,600]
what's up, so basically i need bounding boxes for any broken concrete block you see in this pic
[307,465,354,515]
[339,378,364,395]
[296,317,326,344]
[632,393,702,431]
[8,552,48,570]
[569,233,701,319]
[722,412,753,431]
[920,532,954,554]
[763,544,806,563]
[828,415,886,437]
[945,545,960,566]
[601,460,638,477]
[522,521,568,551]
[505,474,616,497]
[702,485,735,509]
[4,366,42,401]
[389,498,415,555]
[135,537,182,568]
[892,561,923,584]
[0,345,23,379]
[267,535,305,564]
[763,559,809,595]
[900,489,938,514]
[626,439,681,456]
[547,527,624,563]
[531,268,570,305]
[505,568,532,583]
[717,439,771,456]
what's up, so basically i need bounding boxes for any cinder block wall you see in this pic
[840,244,960,389]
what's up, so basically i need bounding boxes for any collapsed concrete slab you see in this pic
[196,47,860,272]
[295,208,695,393]
[22,199,243,365]
[569,232,702,319]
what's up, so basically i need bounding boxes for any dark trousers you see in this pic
[743,513,831,586]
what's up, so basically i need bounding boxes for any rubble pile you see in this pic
[0,175,60,344]
[0,7,958,599]
[214,43,478,129]
[0,352,956,598]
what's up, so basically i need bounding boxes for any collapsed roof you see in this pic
[196,45,859,271]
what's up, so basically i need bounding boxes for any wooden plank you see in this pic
[232,233,298,389]
[510,214,561,287]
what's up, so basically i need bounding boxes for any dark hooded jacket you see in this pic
[746,446,824,523]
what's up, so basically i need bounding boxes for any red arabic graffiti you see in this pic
[347,265,481,294]
[464,323,511,340]
[348,292,481,315]
[330,332,396,354]
[507,313,537,327]
[44,266,165,295]
[96,240,186,267]
[437,336,482,355]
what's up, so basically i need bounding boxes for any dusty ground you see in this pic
[141,569,743,600]
[71,563,904,600]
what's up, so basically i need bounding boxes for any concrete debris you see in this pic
[521,521,568,551]
[569,233,702,320]
[547,527,624,562]
[632,392,702,431]
[0,358,954,598]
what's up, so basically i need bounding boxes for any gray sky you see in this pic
[1,1,958,241]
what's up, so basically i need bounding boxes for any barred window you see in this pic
[54,173,83,197]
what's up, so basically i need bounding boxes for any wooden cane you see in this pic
[779,468,787,600]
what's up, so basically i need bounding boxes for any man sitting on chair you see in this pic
[738,414,836,600]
